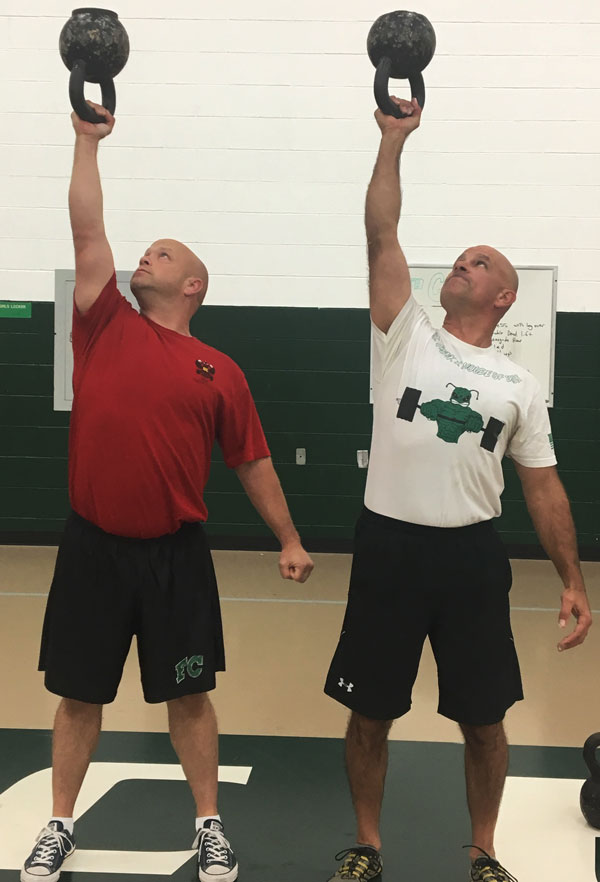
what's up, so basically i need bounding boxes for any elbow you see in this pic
[72,230,92,248]
[71,229,106,257]
[366,230,398,254]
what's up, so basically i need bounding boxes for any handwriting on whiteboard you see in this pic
[493,321,547,359]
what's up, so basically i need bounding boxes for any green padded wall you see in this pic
[0,304,598,555]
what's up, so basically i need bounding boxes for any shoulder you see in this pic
[485,349,531,384]
[193,342,248,386]
[491,352,546,406]
[373,295,432,340]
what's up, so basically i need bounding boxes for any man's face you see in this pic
[440,246,511,314]
[130,240,186,300]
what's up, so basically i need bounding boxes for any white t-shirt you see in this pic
[365,297,557,527]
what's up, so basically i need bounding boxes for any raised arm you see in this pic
[366,97,422,333]
[69,103,116,315]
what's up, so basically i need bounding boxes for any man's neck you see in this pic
[442,314,495,348]
[141,307,192,337]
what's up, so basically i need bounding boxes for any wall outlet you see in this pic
[296,448,306,465]
[357,450,369,468]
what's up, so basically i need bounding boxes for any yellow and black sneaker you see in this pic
[469,846,518,882]
[327,846,383,881]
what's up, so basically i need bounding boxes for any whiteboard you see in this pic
[54,265,557,411]
[371,265,557,405]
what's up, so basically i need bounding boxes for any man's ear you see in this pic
[496,288,516,309]
[184,277,204,298]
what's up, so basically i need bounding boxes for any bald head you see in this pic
[131,239,209,317]
[474,244,519,294]
[154,239,209,296]
[440,245,519,326]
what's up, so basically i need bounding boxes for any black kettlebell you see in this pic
[59,8,130,124]
[580,732,600,828]
[367,10,436,118]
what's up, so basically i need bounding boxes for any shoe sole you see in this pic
[198,866,238,882]
[20,847,75,882]
[21,865,65,882]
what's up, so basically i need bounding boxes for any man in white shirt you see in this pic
[324,96,592,882]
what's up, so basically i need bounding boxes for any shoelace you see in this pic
[334,848,382,879]
[195,828,231,864]
[31,827,72,868]
[464,846,518,882]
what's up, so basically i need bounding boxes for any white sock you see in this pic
[195,815,221,831]
[50,817,74,835]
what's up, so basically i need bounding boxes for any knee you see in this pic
[167,692,212,718]
[60,697,103,719]
[460,721,506,751]
[348,712,393,747]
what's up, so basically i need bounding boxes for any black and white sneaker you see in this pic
[21,821,75,882]
[193,819,238,882]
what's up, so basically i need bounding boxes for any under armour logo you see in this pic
[338,678,354,693]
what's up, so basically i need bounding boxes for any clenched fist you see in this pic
[375,96,422,137]
[71,102,115,140]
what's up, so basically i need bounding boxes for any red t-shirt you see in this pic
[68,274,270,538]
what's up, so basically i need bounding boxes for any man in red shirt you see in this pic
[21,104,314,882]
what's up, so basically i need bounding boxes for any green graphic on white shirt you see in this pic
[420,385,483,443]
[396,384,505,452]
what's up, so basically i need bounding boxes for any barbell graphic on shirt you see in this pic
[396,384,505,451]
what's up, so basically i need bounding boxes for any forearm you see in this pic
[524,478,583,587]
[235,457,300,547]
[365,132,407,246]
[69,136,106,244]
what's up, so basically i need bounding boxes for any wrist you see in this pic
[75,134,101,149]
[564,580,586,593]
[562,570,585,590]
[380,129,408,148]
[279,529,301,549]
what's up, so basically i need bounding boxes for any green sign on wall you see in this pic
[0,302,32,318]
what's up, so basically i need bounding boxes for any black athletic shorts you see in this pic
[39,512,225,704]
[324,507,523,726]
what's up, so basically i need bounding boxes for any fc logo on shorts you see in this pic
[338,678,354,693]
[175,655,204,684]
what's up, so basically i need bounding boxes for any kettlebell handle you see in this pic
[69,59,116,123]
[374,56,425,118]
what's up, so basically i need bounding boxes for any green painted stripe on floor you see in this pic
[0,731,591,882]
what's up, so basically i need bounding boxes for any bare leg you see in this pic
[52,698,103,816]
[168,693,218,816]
[345,712,394,851]
[460,721,509,861]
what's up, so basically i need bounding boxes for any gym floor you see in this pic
[1,546,599,881]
